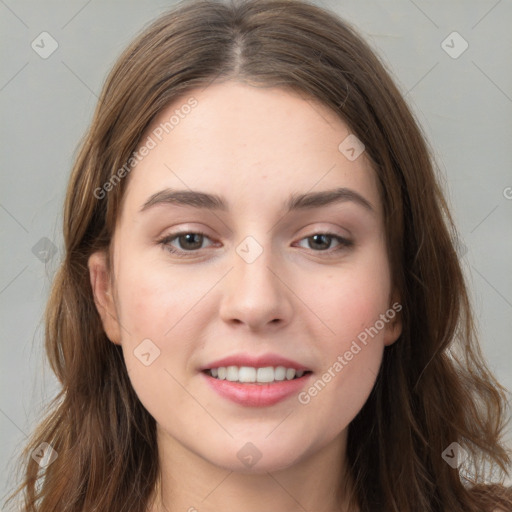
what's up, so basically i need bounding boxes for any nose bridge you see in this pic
[233,234,281,299]
[219,234,292,328]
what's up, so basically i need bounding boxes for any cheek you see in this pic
[112,261,200,391]
[305,251,392,344]
[113,256,225,399]
[115,257,209,341]
[114,265,199,425]
[299,290,386,440]
[297,249,391,418]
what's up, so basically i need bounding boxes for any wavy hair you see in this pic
[4,0,511,510]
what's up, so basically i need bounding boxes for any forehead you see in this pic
[121,81,380,216]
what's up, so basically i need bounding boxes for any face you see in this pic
[89,81,401,474]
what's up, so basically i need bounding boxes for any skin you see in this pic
[89,81,402,512]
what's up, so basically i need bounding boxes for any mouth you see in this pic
[200,353,313,406]
[203,365,313,384]
[201,364,314,407]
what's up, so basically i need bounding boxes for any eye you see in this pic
[157,231,353,257]
[158,231,215,255]
[296,233,352,253]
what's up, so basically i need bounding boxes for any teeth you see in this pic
[238,366,256,382]
[274,366,286,381]
[226,365,238,381]
[257,367,275,383]
[285,368,295,380]
[207,365,308,383]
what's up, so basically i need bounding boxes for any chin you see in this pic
[214,452,302,474]
[203,435,308,474]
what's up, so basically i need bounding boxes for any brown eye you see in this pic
[307,234,335,250]
[175,233,205,250]
[159,232,214,255]
[297,233,352,252]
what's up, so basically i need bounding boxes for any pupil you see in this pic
[311,234,330,250]
[181,233,202,249]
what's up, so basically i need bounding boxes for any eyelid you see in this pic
[294,232,353,253]
[157,228,353,257]
[157,230,216,253]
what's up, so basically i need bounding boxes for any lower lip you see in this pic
[202,372,312,407]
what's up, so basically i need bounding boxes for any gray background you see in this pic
[1,0,511,501]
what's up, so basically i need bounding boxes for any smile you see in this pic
[205,365,312,384]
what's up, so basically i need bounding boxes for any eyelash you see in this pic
[157,231,353,257]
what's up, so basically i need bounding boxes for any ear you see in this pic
[383,299,403,347]
[88,251,122,345]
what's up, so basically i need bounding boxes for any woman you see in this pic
[5,0,511,510]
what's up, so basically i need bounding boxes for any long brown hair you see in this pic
[4,0,511,510]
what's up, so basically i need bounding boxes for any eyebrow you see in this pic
[140,187,375,214]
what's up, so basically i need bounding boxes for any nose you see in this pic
[218,242,293,331]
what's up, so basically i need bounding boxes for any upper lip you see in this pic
[201,353,311,372]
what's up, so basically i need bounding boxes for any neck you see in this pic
[149,428,357,512]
